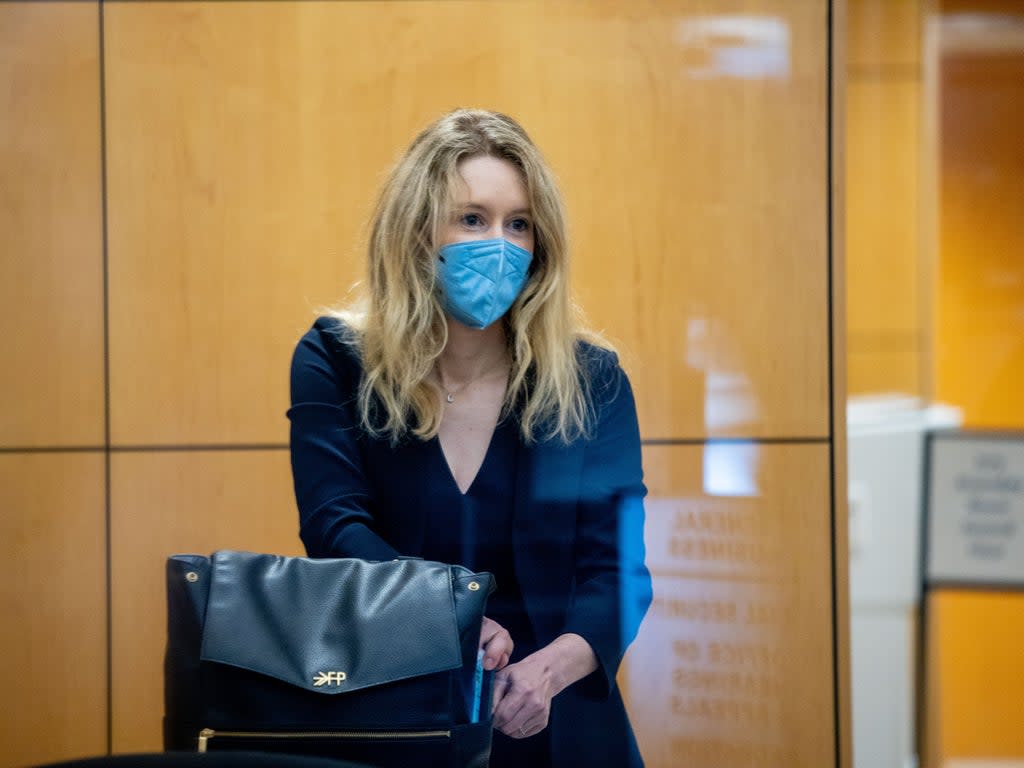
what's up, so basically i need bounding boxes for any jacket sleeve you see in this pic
[287,320,401,561]
[559,350,652,699]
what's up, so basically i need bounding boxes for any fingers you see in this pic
[510,719,544,739]
[491,667,551,738]
[491,670,509,715]
[479,616,513,671]
[500,705,546,739]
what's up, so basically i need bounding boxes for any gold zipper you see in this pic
[197,727,452,752]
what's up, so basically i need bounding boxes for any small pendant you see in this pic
[446,393,455,404]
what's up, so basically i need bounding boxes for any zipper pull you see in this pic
[197,728,215,753]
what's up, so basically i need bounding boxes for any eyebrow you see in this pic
[457,203,532,217]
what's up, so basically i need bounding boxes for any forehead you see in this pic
[452,155,529,208]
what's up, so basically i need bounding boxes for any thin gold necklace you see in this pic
[436,358,509,405]
[441,376,470,404]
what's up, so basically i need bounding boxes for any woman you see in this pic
[288,108,651,767]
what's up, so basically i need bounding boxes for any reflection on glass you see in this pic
[673,16,790,80]
[686,316,760,432]
[630,488,785,765]
[644,496,779,581]
[704,441,760,497]
[628,578,783,758]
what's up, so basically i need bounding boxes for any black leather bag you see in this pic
[164,551,496,768]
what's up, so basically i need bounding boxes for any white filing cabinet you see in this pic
[847,396,961,768]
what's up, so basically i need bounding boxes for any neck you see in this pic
[437,317,509,386]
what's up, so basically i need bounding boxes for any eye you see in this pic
[460,213,484,228]
[507,218,531,234]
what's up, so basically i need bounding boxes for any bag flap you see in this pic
[200,551,466,695]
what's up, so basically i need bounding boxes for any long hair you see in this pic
[331,108,608,444]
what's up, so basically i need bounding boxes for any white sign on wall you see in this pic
[925,434,1024,586]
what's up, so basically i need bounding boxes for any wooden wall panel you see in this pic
[109,450,303,753]
[105,0,829,445]
[846,80,921,336]
[0,453,107,768]
[623,444,836,767]
[0,0,842,764]
[848,0,921,70]
[0,2,104,447]
[847,342,922,395]
[844,0,926,399]
[539,2,831,441]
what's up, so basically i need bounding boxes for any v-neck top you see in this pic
[424,416,537,661]
[387,415,549,765]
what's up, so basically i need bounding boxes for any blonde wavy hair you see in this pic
[331,108,608,444]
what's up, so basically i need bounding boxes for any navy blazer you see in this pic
[288,317,652,767]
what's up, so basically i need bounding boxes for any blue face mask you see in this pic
[437,238,533,329]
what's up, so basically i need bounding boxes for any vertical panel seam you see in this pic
[827,2,842,768]
[98,0,112,754]
[915,432,934,764]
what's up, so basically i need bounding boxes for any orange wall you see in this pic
[928,591,1024,759]
[935,50,1024,428]
[927,2,1024,763]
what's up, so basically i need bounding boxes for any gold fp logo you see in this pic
[313,671,347,687]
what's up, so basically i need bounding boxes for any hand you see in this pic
[479,616,513,672]
[491,653,557,739]
[490,634,598,739]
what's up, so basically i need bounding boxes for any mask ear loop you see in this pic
[434,246,448,316]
